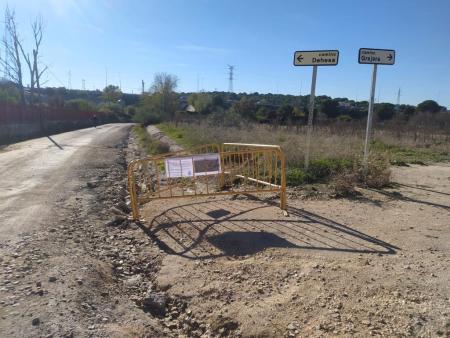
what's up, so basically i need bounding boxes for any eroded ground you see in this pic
[140,163,450,337]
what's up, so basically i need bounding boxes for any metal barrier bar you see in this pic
[127,143,287,221]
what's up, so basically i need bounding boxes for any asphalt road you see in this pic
[0,124,132,242]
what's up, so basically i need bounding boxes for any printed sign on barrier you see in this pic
[165,154,221,178]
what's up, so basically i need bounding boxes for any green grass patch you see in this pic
[372,140,448,165]
[132,125,170,155]
[157,123,197,148]
[287,158,353,185]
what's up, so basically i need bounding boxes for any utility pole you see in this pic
[396,88,401,106]
[82,79,86,90]
[68,70,72,89]
[227,65,235,93]
[197,73,200,92]
[141,80,145,94]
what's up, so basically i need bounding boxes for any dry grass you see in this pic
[157,121,449,188]
[162,121,449,165]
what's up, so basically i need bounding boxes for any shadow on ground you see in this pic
[368,188,450,211]
[137,198,399,259]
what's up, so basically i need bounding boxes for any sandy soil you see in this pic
[138,162,450,337]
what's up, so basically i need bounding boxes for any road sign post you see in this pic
[304,65,317,170]
[363,64,378,169]
[293,50,339,170]
[359,48,395,171]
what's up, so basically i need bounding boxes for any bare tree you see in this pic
[31,16,47,102]
[1,7,25,104]
[17,15,47,104]
[150,72,178,118]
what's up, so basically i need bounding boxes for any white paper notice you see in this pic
[165,157,194,178]
[165,154,221,178]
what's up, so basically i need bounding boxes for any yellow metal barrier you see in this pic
[127,143,287,221]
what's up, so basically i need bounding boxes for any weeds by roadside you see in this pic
[157,123,196,148]
[132,125,169,155]
[157,122,397,192]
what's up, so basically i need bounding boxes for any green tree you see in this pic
[211,94,225,108]
[150,72,178,119]
[320,99,340,119]
[232,97,257,120]
[375,103,396,121]
[398,104,416,119]
[0,85,20,104]
[188,93,212,114]
[417,100,440,113]
[276,104,294,123]
[255,106,271,123]
[102,85,122,102]
[65,98,96,111]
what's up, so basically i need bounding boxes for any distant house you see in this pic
[338,101,353,109]
[185,104,196,113]
[178,101,196,113]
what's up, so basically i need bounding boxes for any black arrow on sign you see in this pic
[387,54,393,61]
[297,55,303,62]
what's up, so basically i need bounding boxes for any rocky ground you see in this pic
[0,128,167,337]
[1,126,449,337]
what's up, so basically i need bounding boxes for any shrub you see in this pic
[287,168,313,185]
[286,158,353,185]
[0,86,20,104]
[330,169,359,197]
[133,109,162,125]
[358,155,391,188]
[65,99,96,111]
[337,114,352,122]
[132,125,170,155]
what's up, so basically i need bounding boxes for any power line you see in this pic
[197,73,199,92]
[43,65,65,87]
[227,65,235,93]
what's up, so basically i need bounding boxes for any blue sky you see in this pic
[4,0,450,107]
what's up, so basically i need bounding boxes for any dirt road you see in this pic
[0,124,130,240]
[0,124,164,338]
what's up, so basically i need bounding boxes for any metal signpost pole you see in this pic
[359,47,395,173]
[363,63,378,170]
[293,50,339,170]
[304,65,317,170]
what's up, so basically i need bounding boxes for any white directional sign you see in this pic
[359,48,395,65]
[359,47,396,170]
[293,50,339,66]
